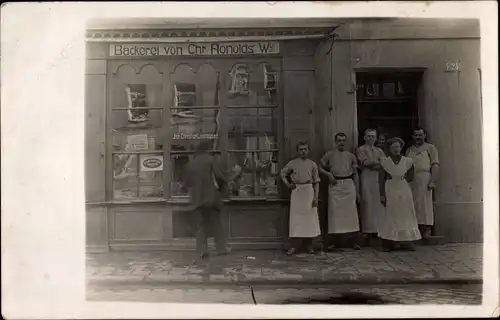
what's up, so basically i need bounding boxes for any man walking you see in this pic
[405,127,440,239]
[184,141,230,259]
[356,129,385,243]
[281,141,321,255]
[320,133,361,250]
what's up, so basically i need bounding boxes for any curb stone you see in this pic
[87,276,482,289]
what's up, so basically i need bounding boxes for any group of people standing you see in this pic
[281,128,439,254]
[183,128,439,260]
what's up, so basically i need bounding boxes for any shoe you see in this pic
[401,244,416,251]
[286,248,298,256]
[352,244,361,251]
[327,245,342,252]
[306,246,315,254]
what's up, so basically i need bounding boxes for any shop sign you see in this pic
[140,155,163,172]
[110,42,279,57]
[173,133,219,140]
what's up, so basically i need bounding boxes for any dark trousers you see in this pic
[323,231,360,249]
[195,205,226,255]
[289,237,314,250]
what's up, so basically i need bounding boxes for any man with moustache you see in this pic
[405,127,440,239]
[319,133,361,251]
[356,129,386,242]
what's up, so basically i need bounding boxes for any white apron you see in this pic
[327,179,360,234]
[289,184,321,238]
[378,157,421,242]
[408,150,434,226]
[360,169,383,233]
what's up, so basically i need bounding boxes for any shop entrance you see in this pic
[356,71,423,150]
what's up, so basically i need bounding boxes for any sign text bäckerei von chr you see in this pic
[110,42,279,57]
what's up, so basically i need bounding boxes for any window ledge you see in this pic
[86,198,167,206]
[85,197,289,206]
[224,197,288,203]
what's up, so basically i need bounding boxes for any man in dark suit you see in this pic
[184,141,230,259]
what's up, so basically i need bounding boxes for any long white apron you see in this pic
[360,169,383,233]
[409,150,434,225]
[378,158,421,242]
[327,179,360,234]
[289,184,321,238]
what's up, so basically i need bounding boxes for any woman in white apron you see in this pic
[379,137,422,251]
[281,142,321,255]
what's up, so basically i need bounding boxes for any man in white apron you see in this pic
[405,128,440,239]
[319,133,361,251]
[356,129,385,243]
[281,141,321,256]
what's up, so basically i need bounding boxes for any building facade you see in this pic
[85,18,482,252]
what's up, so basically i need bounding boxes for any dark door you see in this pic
[356,72,422,152]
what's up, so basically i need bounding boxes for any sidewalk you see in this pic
[86,243,482,287]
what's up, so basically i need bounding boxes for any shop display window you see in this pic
[225,62,280,198]
[110,70,165,200]
[108,60,281,201]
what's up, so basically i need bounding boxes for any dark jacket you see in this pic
[184,153,227,209]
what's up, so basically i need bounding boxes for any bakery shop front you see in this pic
[85,21,337,252]
[86,19,483,252]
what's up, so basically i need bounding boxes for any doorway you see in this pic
[356,71,423,151]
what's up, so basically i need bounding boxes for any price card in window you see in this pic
[127,134,149,151]
[140,155,163,172]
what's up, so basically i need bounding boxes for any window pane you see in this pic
[228,151,279,197]
[138,156,164,198]
[170,153,194,196]
[111,109,163,131]
[113,154,138,199]
[170,108,220,151]
[226,63,278,106]
[228,108,277,150]
[113,153,164,199]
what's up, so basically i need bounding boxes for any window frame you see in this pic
[106,58,284,202]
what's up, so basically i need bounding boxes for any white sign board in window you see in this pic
[127,134,149,151]
[110,42,279,57]
[140,155,163,172]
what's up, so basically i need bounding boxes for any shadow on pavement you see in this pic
[281,292,387,305]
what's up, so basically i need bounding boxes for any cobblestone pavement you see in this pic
[86,284,482,305]
[87,244,482,285]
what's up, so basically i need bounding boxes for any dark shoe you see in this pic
[327,244,343,252]
[352,244,361,251]
[286,248,298,256]
[401,243,416,251]
[381,240,394,252]
[306,246,315,254]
